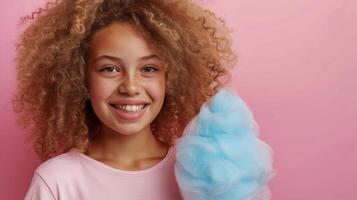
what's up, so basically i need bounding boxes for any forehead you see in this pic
[88,22,158,59]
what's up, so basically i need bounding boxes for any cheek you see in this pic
[145,77,166,103]
[88,75,116,102]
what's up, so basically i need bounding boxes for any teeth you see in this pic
[126,105,132,111]
[112,104,145,112]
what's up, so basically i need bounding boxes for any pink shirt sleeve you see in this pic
[24,172,56,200]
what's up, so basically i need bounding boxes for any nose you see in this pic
[118,73,140,96]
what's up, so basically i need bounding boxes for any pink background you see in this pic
[1,0,356,199]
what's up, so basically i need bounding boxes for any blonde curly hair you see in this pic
[13,0,236,161]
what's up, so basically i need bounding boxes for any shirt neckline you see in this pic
[70,146,174,175]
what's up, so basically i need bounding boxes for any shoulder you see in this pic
[25,149,83,200]
[35,148,83,180]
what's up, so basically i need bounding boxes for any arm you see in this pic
[24,172,56,200]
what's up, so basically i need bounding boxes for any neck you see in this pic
[85,124,168,163]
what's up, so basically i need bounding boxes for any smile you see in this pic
[110,104,147,112]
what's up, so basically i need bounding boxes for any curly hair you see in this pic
[13,0,237,161]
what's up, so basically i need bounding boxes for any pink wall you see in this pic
[1,0,356,199]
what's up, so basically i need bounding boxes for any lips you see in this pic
[110,103,147,112]
[109,100,149,121]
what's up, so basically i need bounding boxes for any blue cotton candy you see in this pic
[175,88,276,200]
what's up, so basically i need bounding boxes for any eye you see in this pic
[142,65,159,73]
[99,65,120,73]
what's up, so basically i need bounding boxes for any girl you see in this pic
[14,0,239,199]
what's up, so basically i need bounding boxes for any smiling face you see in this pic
[86,22,166,137]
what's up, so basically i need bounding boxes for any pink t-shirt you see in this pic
[24,146,183,200]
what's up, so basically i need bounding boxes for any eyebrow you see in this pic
[92,54,161,63]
